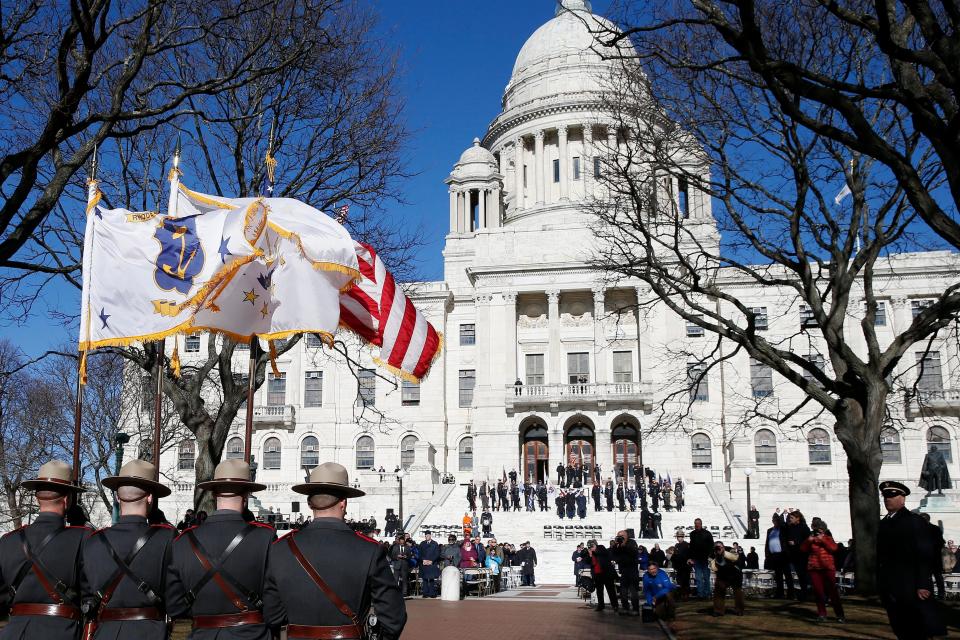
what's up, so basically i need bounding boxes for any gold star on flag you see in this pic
[243,289,258,305]
[260,302,270,318]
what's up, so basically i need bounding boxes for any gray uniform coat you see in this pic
[263,518,406,640]
[80,515,178,640]
[166,510,276,639]
[0,512,90,640]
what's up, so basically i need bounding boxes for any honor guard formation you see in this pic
[0,459,407,640]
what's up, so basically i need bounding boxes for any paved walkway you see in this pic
[401,585,669,639]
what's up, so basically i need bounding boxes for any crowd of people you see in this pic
[383,530,537,597]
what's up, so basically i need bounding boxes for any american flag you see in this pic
[339,241,442,382]
[335,204,350,224]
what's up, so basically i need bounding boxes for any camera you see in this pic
[615,535,625,544]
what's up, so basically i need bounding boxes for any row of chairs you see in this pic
[544,524,603,539]
[674,524,735,534]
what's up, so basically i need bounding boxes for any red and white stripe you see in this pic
[339,242,442,381]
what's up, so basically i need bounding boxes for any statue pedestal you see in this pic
[918,493,960,513]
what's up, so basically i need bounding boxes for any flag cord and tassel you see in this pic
[170,341,181,378]
[268,340,281,376]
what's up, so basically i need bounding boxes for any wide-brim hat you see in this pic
[22,460,86,493]
[197,459,266,493]
[102,459,171,498]
[292,462,365,498]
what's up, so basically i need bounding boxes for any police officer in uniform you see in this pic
[877,480,946,639]
[81,459,179,640]
[0,460,90,640]
[264,462,406,640]
[167,459,276,639]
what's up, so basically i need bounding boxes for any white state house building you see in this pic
[140,0,960,540]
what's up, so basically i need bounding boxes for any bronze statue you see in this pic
[919,449,952,495]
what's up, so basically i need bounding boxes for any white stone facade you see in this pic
[142,0,960,536]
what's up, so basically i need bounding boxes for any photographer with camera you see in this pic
[799,520,845,623]
[611,530,641,615]
[582,540,619,613]
[709,542,744,617]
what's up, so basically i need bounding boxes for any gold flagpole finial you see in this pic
[168,133,183,181]
[90,143,98,182]
[267,120,275,158]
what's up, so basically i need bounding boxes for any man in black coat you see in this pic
[877,481,945,639]
[167,459,276,639]
[616,485,626,512]
[82,460,180,640]
[418,531,441,598]
[671,531,691,599]
[783,511,811,601]
[556,492,566,519]
[611,531,640,615]
[582,540,618,613]
[466,481,477,511]
[591,484,602,512]
[576,491,588,519]
[511,484,521,511]
[764,513,794,599]
[604,482,614,512]
[689,518,714,599]
[263,463,406,640]
[556,463,565,487]
[565,491,576,519]
[0,460,90,640]
[388,535,411,597]
[517,542,537,587]
[537,483,548,512]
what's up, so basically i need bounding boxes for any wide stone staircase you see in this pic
[414,482,739,585]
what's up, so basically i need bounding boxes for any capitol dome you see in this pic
[450,138,498,180]
[503,0,629,112]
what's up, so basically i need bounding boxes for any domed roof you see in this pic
[448,138,498,183]
[458,137,496,165]
[503,1,630,112]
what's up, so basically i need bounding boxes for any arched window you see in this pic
[754,429,777,465]
[263,437,282,470]
[401,435,418,469]
[301,435,319,470]
[880,427,902,464]
[807,428,832,464]
[691,433,712,468]
[356,436,375,469]
[928,425,953,463]
[225,437,243,460]
[459,437,474,471]
[178,440,196,471]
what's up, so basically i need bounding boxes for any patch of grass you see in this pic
[667,595,960,640]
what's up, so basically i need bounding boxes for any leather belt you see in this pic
[98,606,163,621]
[287,623,362,639]
[193,610,265,628]
[10,603,81,620]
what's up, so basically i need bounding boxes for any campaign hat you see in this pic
[22,460,85,493]
[102,459,170,497]
[196,459,266,493]
[292,462,365,498]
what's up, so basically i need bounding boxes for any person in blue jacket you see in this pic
[642,560,677,620]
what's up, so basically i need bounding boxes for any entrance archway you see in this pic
[520,419,549,483]
[612,420,639,485]
[564,416,596,479]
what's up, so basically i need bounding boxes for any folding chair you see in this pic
[544,525,553,539]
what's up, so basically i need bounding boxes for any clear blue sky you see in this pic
[4,1,612,357]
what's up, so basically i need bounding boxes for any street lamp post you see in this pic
[743,467,755,538]
[112,432,131,523]
[396,468,407,533]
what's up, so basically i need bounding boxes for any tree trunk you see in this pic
[191,418,218,514]
[835,394,885,595]
[5,488,22,529]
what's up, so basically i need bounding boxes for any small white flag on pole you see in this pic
[834,183,852,205]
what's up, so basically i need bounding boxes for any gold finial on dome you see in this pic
[556,0,592,16]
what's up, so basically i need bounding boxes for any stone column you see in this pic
[491,188,501,227]
[514,137,524,211]
[478,188,487,229]
[475,293,494,392]
[592,286,606,383]
[534,130,545,205]
[449,190,457,233]
[558,125,569,201]
[462,189,472,232]
[636,286,651,381]
[583,124,594,189]
[547,289,562,384]
[606,126,617,158]
[504,291,518,385]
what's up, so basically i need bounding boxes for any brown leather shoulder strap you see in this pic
[285,535,360,626]
[186,529,248,612]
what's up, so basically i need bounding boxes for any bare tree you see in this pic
[584,5,960,591]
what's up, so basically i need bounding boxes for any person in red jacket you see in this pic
[799,521,845,622]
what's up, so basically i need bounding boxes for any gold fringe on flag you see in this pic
[265,152,277,184]
[170,341,181,378]
[79,350,88,386]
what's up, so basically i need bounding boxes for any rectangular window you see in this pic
[572,156,581,180]
[799,304,818,329]
[235,341,249,351]
[613,351,633,383]
[459,369,476,407]
[304,371,323,408]
[460,324,476,346]
[552,158,560,183]
[687,362,708,401]
[750,358,773,398]
[803,354,825,384]
[917,351,943,392]
[401,380,420,406]
[912,299,933,319]
[304,333,324,348]
[678,177,689,219]
[686,315,704,337]
[567,352,590,384]
[594,157,601,179]
[525,354,544,386]
[358,368,376,407]
[523,165,528,189]
[751,307,768,331]
[184,333,201,353]
[267,373,286,406]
